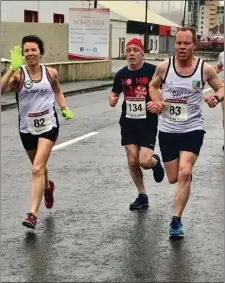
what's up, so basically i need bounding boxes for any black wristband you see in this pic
[215,96,221,103]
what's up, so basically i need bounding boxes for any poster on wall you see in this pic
[68,8,110,60]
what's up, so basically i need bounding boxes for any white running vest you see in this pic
[159,56,205,133]
[16,65,58,134]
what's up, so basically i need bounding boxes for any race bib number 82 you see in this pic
[27,109,52,135]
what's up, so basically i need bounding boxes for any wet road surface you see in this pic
[1,88,224,282]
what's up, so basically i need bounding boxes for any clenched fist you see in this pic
[204,95,220,108]
[109,93,119,107]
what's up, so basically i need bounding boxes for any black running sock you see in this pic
[139,192,147,196]
[172,216,181,222]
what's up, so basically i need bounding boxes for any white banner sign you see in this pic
[69,8,110,60]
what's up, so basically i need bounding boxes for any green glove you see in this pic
[9,45,24,71]
[61,107,74,120]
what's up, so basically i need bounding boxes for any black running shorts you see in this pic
[19,127,59,151]
[119,117,158,150]
[158,129,206,163]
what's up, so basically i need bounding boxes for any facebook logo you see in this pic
[80,47,84,51]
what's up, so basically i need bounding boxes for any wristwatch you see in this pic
[214,96,221,103]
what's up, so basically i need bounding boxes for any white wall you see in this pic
[111,20,127,58]
[1,1,129,23]
[1,1,93,23]
[1,1,38,22]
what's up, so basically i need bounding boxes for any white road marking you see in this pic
[52,131,99,151]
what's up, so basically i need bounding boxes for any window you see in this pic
[201,21,203,24]
[119,38,125,57]
[24,10,38,22]
[53,13,64,23]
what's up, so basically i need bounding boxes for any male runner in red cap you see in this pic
[109,38,164,210]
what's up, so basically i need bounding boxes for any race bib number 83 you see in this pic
[162,98,188,122]
[126,98,146,119]
[27,110,52,135]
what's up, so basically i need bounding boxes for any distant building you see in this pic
[218,5,224,26]
[187,0,205,29]
[209,24,224,35]
[198,0,222,36]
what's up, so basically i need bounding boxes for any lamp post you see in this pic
[144,0,148,53]
[94,0,97,8]
[182,0,187,27]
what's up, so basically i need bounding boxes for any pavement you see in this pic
[1,86,224,282]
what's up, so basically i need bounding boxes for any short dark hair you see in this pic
[22,35,44,55]
[176,27,197,43]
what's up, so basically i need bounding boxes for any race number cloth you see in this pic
[27,109,52,135]
[162,98,188,122]
[126,98,146,119]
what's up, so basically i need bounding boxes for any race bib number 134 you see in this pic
[126,98,146,119]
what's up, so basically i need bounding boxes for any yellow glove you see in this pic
[9,45,24,71]
[61,107,74,120]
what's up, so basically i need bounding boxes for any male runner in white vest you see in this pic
[148,27,224,239]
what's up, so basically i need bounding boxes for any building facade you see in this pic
[1,0,180,59]
[187,0,203,28]
[1,1,92,23]
[218,5,224,26]
[205,0,220,29]
[198,0,222,35]
[198,5,211,35]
